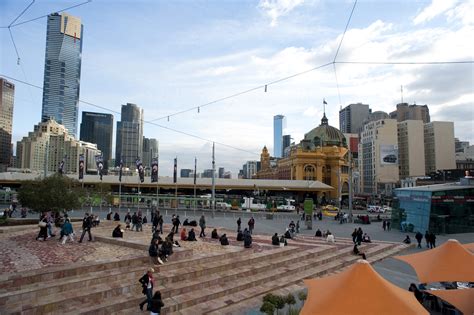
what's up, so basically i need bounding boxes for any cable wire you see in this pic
[149,61,334,122]
[8,0,35,27]
[335,60,473,65]
[333,0,358,62]
[1,0,92,29]
[333,63,342,107]
[0,74,260,156]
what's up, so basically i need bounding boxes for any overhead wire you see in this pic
[8,0,35,27]
[1,0,92,29]
[0,74,260,156]
[333,0,358,63]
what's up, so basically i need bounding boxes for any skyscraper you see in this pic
[79,112,113,170]
[424,121,455,174]
[390,103,430,123]
[142,137,158,167]
[273,115,286,158]
[115,103,143,169]
[0,78,15,171]
[339,103,371,134]
[41,13,83,137]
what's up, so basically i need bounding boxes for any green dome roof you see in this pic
[302,113,347,149]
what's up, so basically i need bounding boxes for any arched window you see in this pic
[304,165,316,180]
[322,165,331,186]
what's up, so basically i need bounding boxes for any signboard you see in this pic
[380,144,398,165]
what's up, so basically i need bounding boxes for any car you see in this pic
[322,205,339,212]
[367,205,385,213]
[216,202,231,210]
[383,154,397,163]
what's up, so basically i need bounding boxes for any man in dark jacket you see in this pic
[79,213,93,243]
[429,232,436,249]
[187,228,197,241]
[173,215,181,234]
[424,231,430,248]
[150,291,164,314]
[415,231,423,248]
[272,233,280,246]
[220,234,229,245]
[199,215,206,237]
[243,229,252,248]
[139,268,155,311]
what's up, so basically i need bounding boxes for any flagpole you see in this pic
[156,155,159,211]
[174,157,178,213]
[193,157,197,212]
[212,142,215,218]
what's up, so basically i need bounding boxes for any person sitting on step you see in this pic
[180,228,187,241]
[182,218,189,226]
[243,229,252,248]
[315,229,322,237]
[187,228,197,241]
[211,228,219,239]
[236,230,244,241]
[112,224,123,238]
[403,235,411,244]
[160,237,173,262]
[220,233,229,245]
[279,235,287,246]
[284,228,292,239]
[326,231,335,243]
[362,233,371,243]
[272,233,280,246]
[353,244,367,259]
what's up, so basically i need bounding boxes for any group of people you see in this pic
[314,229,335,243]
[413,231,436,248]
[148,230,178,266]
[36,211,95,244]
[351,227,371,245]
[382,220,391,231]
[211,227,253,248]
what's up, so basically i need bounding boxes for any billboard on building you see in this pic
[380,144,398,165]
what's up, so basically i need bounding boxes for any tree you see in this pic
[260,301,275,315]
[285,293,296,312]
[18,174,83,214]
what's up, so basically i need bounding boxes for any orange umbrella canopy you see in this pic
[395,239,474,283]
[300,260,428,315]
[426,288,474,315]
[463,242,474,253]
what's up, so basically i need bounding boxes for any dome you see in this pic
[302,113,347,149]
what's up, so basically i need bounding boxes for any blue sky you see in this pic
[1,0,473,176]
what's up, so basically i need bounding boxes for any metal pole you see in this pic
[138,180,141,213]
[119,180,122,212]
[44,140,49,179]
[211,142,216,218]
[348,151,353,222]
[100,178,103,213]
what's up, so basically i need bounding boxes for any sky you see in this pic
[1,0,473,177]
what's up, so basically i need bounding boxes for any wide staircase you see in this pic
[0,233,408,315]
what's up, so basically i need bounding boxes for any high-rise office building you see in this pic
[397,120,425,179]
[339,103,371,134]
[218,167,225,178]
[115,103,144,169]
[359,119,399,195]
[41,13,83,137]
[390,103,430,123]
[273,115,286,158]
[79,112,113,170]
[424,121,456,174]
[142,137,158,167]
[0,78,15,172]
[282,135,291,157]
[242,161,258,179]
[16,119,100,173]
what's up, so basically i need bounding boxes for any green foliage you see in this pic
[287,307,300,315]
[273,295,285,310]
[285,293,296,305]
[18,174,83,214]
[260,301,275,315]
[297,291,307,301]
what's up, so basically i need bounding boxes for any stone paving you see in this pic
[0,224,144,274]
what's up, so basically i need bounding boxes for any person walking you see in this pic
[237,217,241,232]
[149,290,164,315]
[36,213,48,241]
[152,212,159,233]
[139,268,155,311]
[387,220,391,231]
[173,215,181,234]
[79,213,93,243]
[415,231,423,248]
[60,219,74,244]
[158,214,164,234]
[248,216,255,235]
[424,231,430,248]
[199,214,206,237]
[131,212,138,231]
[429,232,436,248]
[351,228,358,244]
[382,220,386,231]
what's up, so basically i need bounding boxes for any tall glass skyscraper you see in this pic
[116,103,144,169]
[41,12,83,137]
[0,78,15,171]
[80,112,114,170]
[273,115,286,158]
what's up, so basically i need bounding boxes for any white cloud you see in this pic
[413,0,459,25]
[259,0,305,27]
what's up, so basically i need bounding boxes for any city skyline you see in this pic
[1,0,473,176]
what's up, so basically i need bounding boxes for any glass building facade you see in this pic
[79,112,113,170]
[273,115,286,158]
[392,181,474,234]
[115,103,143,169]
[41,13,83,137]
[0,78,15,171]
